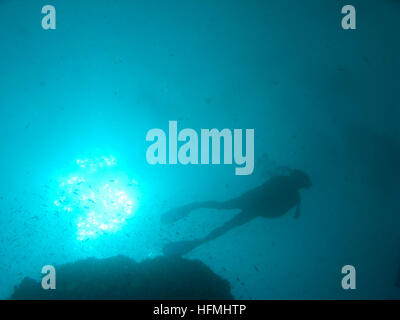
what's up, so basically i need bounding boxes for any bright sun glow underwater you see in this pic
[54,155,139,240]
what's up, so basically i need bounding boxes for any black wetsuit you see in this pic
[162,173,308,256]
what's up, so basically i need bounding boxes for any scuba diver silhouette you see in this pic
[161,169,312,256]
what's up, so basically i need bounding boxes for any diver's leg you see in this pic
[198,198,243,210]
[199,211,254,245]
[161,200,225,224]
[198,200,226,209]
[161,199,238,224]
[163,211,255,256]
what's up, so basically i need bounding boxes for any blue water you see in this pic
[0,0,399,299]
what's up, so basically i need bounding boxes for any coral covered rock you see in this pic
[10,255,233,300]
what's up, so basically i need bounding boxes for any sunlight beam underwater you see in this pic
[53,155,139,240]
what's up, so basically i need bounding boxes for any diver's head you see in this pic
[290,170,312,189]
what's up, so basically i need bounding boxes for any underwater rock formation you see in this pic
[10,255,233,300]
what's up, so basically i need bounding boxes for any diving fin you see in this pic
[163,240,202,256]
[161,202,200,224]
